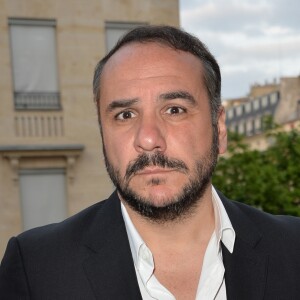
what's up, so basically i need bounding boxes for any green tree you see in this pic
[213,125,300,216]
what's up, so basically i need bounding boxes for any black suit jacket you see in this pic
[1,191,300,299]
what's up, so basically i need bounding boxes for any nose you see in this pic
[133,116,167,153]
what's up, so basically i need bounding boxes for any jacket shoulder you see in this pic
[233,199,300,232]
[222,194,300,249]
[16,199,107,250]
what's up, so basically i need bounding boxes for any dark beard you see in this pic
[103,134,219,223]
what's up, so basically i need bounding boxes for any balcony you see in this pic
[14,92,61,110]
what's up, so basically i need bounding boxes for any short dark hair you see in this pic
[93,25,221,124]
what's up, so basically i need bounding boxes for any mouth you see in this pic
[136,167,176,176]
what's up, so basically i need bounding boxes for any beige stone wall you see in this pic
[249,82,280,98]
[0,0,179,258]
[275,77,300,124]
[225,76,300,151]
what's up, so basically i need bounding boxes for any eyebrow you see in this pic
[105,90,196,113]
[106,98,139,113]
[159,90,196,105]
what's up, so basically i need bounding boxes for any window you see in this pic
[270,92,279,105]
[253,99,260,110]
[246,120,252,134]
[236,106,242,116]
[255,118,261,130]
[105,21,147,52]
[9,18,60,110]
[252,119,255,133]
[238,123,244,134]
[227,108,233,119]
[261,96,268,108]
[243,122,247,134]
[245,102,252,113]
[19,169,66,230]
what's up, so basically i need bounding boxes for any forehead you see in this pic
[100,42,207,102]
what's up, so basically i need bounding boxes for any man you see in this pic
[1,25,300,300]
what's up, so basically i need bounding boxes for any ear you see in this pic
[217,106,227,154]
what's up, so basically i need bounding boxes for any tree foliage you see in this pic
[213,124,300,216]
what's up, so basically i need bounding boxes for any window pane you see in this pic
[227,109,233,119]
[253,100,260,110]
[105,22,146,52]
[10,24,58,92]
[19,169,66,230]
[245,102,251,113]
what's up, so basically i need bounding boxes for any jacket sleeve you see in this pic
[0,237,31,299]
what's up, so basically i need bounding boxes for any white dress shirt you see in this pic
[121,186,235,300]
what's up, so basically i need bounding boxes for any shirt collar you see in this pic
[212,186,235,253]
[121,201,144,266]
[121,185,236,266]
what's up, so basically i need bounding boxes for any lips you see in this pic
[136,167,175,176]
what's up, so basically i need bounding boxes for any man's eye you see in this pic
[165,107,186,115]
[115,111,136,120]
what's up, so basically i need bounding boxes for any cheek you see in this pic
[102,129,135,172]
[167,121,213,156]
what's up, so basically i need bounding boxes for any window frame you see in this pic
[8,18,61,111]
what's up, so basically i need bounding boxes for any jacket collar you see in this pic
[219,192,268,300]
[82,191,143,300]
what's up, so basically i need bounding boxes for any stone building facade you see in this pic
[0,0,179,257]
[225,77,300,150]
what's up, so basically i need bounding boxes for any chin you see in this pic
[139,186,180,207]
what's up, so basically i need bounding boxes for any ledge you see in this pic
[0,144,84,158]
[0,144,84,152]
[0,144,85,182]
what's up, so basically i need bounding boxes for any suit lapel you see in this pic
[222,240,268,300]
[220,193,269,300]
[82,191,142,300]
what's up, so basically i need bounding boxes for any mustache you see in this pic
[125,152,189,180]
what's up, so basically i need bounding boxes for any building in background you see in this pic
[224,77,300,150]
[0,0,179,257]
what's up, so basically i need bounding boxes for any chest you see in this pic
[153,251,204,300]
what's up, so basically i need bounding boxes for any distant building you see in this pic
[0,0,179,257]
[224,77,300,149]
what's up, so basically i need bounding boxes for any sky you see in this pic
[179,0,300,100]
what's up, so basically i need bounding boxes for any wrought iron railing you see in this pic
[14,92,61,110]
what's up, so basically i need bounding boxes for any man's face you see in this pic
[99,42,227,221]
